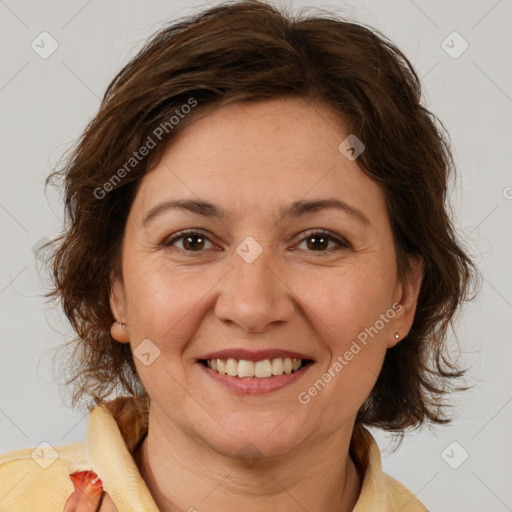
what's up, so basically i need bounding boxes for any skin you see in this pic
[110,97,423,512]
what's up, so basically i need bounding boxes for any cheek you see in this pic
[293,264,393,398]
[289,270,392,425]
[123,261,217,400]
[124,258,219,341]
[294,262,393,343]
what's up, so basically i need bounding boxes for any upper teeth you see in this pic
[206,357,303,378]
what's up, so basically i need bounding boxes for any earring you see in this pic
[118,321,127,329]
[394,332,400,340]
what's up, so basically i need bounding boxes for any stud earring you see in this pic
[394,332,400,340]
[118,321,127,329]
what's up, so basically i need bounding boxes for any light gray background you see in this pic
[1,1,511,510]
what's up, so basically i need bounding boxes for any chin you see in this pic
[195,413,309,462]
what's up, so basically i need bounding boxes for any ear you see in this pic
[387,256,424,348]
[110,272,130,344]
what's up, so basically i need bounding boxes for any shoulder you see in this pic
[351,425,429,512]
[380,471,429,511]
[0,441,90,511]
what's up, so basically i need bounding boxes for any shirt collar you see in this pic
[86,396,157,511]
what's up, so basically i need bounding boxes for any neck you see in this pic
[133,409,362,512]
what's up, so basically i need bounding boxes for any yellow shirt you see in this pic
[0,396,427,511]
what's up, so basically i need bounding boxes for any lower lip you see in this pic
[196,361,314,394]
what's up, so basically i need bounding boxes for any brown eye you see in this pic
[163,230,213,252]
[296,230,350,254]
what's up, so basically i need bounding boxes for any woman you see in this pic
[0,1,477,510]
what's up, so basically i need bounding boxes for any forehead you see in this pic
[130,98,388,226]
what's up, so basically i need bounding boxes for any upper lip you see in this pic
[199,349,315,362]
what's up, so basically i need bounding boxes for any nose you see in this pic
[214,244,295,333]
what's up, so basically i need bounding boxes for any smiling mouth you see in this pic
[199,357,315,379]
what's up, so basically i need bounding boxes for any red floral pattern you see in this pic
[63,470,118,511]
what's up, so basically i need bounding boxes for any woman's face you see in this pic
[110,97,421,459]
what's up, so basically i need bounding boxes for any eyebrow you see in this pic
[142,198,371,227]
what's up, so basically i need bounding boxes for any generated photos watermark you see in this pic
[297,302,403,405]
[93,97,198,200]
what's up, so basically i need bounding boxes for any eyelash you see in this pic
[162,229,351,255]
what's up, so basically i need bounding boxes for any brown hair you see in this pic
[43,0,479,433]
